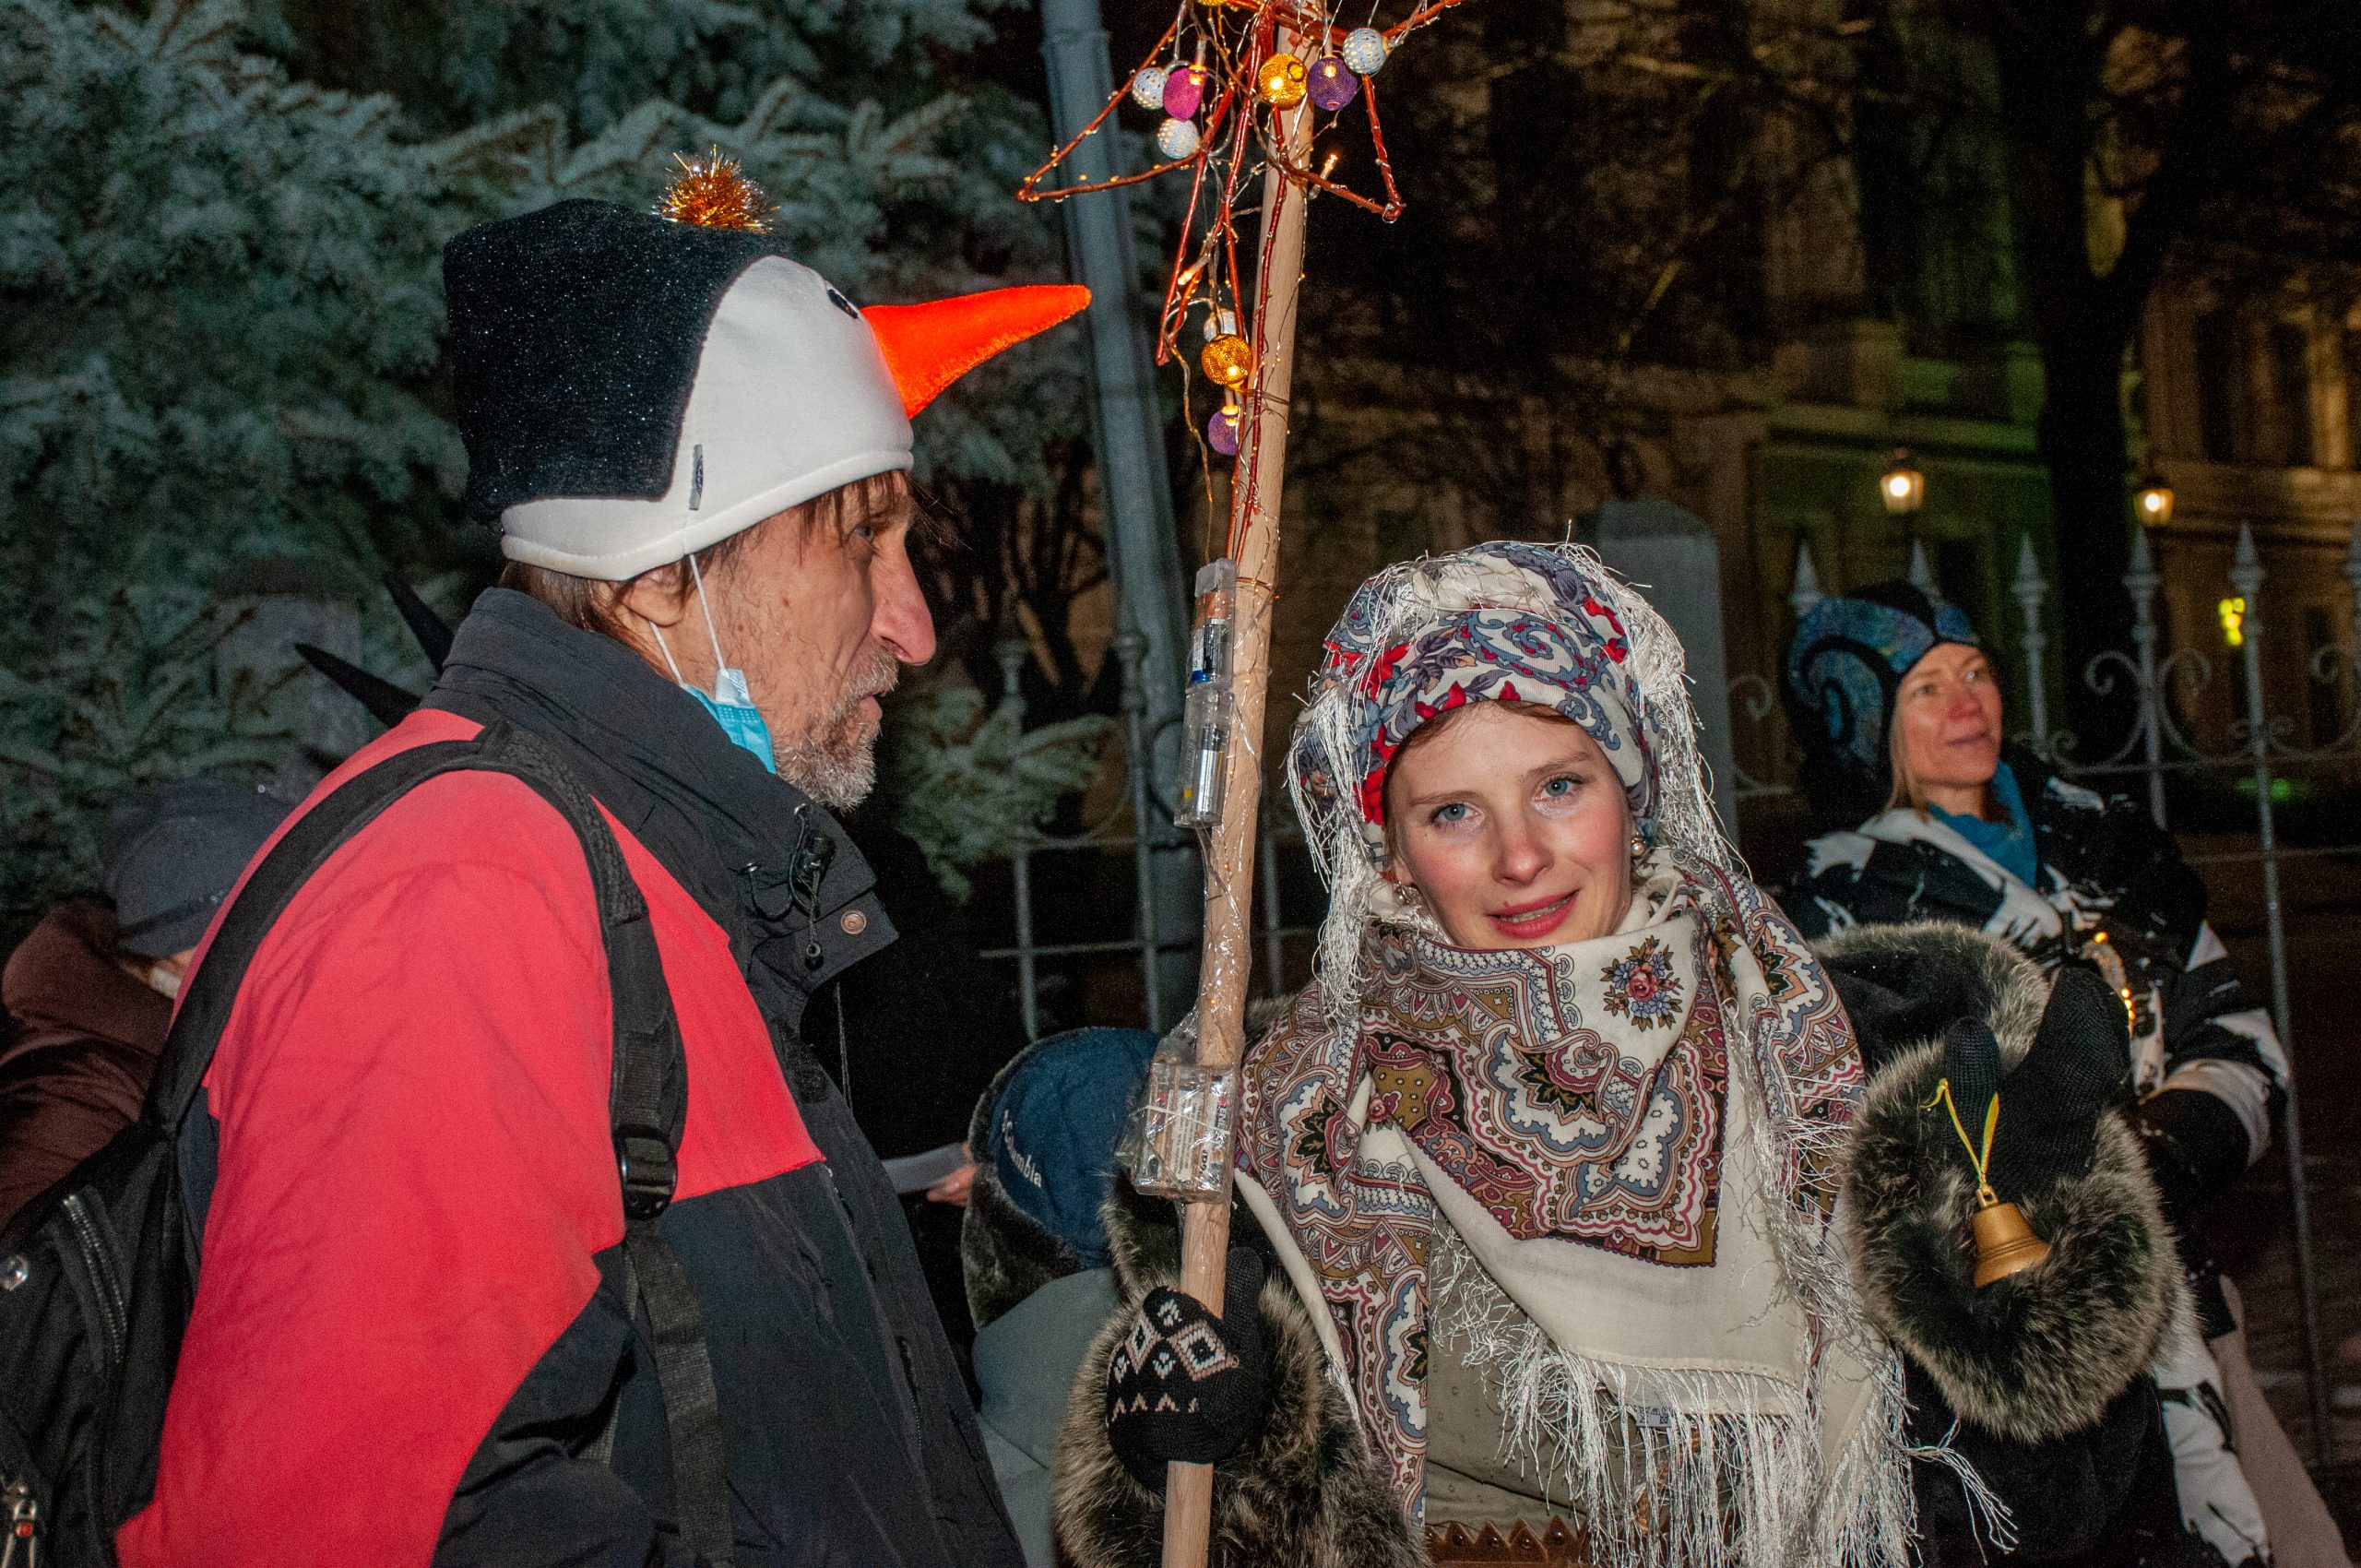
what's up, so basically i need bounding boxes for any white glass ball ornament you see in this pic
[1342,27,1389,76]
[1132,65,1169,110]
[1156,116,1203,160]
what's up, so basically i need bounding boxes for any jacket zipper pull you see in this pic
[785,807,836,971]
[2,1479,37,1568]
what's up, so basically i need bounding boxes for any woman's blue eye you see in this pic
[1542,777,1575,798]
[1431,802,1469,824]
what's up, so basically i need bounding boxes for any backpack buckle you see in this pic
[614,1126,678,1219]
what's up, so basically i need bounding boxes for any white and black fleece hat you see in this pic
[444,196,1086,580]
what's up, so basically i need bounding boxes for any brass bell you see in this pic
[1970,1198,2052,1289]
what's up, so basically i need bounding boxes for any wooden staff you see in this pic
[1159,36,1316,1568]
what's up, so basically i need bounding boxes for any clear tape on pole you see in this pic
[1175,559,1238,830]
[1119,1011,1238,1203]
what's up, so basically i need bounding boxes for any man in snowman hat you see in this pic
[120,161,1086,1568]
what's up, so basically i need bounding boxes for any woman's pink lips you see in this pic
[1488,889,1576,940]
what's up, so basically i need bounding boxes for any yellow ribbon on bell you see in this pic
[1927,1077,2052,1289]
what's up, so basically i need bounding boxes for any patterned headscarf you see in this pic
[1780,582,1983,832]
[1288,541,1735,1016]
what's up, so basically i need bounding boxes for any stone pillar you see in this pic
[1595,499,1740,833]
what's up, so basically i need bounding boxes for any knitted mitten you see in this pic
[1104,1248,1268,1491]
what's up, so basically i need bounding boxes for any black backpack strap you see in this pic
[148,722,735,1566]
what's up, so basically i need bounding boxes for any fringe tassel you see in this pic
[1905,1420,2019,1556]
[1816,1348,1947,1566]
[1431,1228,1921,1568]
[1722,928,1930,1568]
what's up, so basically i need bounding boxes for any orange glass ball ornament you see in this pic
[1257,53,1309,109]
[1200,333,1255,388]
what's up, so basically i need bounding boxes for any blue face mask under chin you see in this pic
[682,666,777,774]
[650,561,779,774]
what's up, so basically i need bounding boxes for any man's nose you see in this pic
[873,537,938,666]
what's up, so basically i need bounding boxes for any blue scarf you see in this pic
[1929,760,2039,889]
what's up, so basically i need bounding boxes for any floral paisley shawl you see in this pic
[1236,851,1867,1519]
[1361,923,1730,1265]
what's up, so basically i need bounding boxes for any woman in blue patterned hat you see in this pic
[1046,543,2196,1568]
[1780,582,2341,1568]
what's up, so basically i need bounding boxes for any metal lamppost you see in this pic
[1880,446,1931,588]
[1038,0,1202,1026]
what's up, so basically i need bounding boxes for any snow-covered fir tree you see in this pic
[0,0,1090,921]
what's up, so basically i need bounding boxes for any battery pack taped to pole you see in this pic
[1120,1016,1237,1203]
[1175,559,1238,828]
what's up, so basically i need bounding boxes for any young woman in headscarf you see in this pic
[1779,581,2342,1568]
[1043,543,2194,1568]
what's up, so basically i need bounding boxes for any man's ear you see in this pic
[610,562,691,630]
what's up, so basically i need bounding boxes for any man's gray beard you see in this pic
[774,657,894,811]
[774,727,875,812]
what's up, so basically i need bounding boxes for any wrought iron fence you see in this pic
[967,628,1320,1043]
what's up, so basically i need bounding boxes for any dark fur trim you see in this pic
[1835,928,2187,1444]
[1051,1192,1424,1568]
[961,1055,1082,1331]
[1103,1175,1184,1298]
[1814,920,2044,1073]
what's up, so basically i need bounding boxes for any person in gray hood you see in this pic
[0,778,287,1228]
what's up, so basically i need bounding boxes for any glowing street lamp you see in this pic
[1880,448,1926,517]
[2133,474,2176,527]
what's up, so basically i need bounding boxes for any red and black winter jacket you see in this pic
[120,590,1021,1568]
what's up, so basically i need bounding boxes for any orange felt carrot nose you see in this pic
[864,285,1091,416]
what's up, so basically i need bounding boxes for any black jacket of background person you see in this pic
[1780,746,2282,1287]
[132,588,1022,1567]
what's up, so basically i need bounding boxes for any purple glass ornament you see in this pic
[1307,57,1358,113]
[1161,65,1207,121]
[1207,405,1242,457]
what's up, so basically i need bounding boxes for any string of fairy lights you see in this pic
[1020,0,1473,466]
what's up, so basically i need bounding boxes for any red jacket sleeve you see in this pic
[117,773,640,1568]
